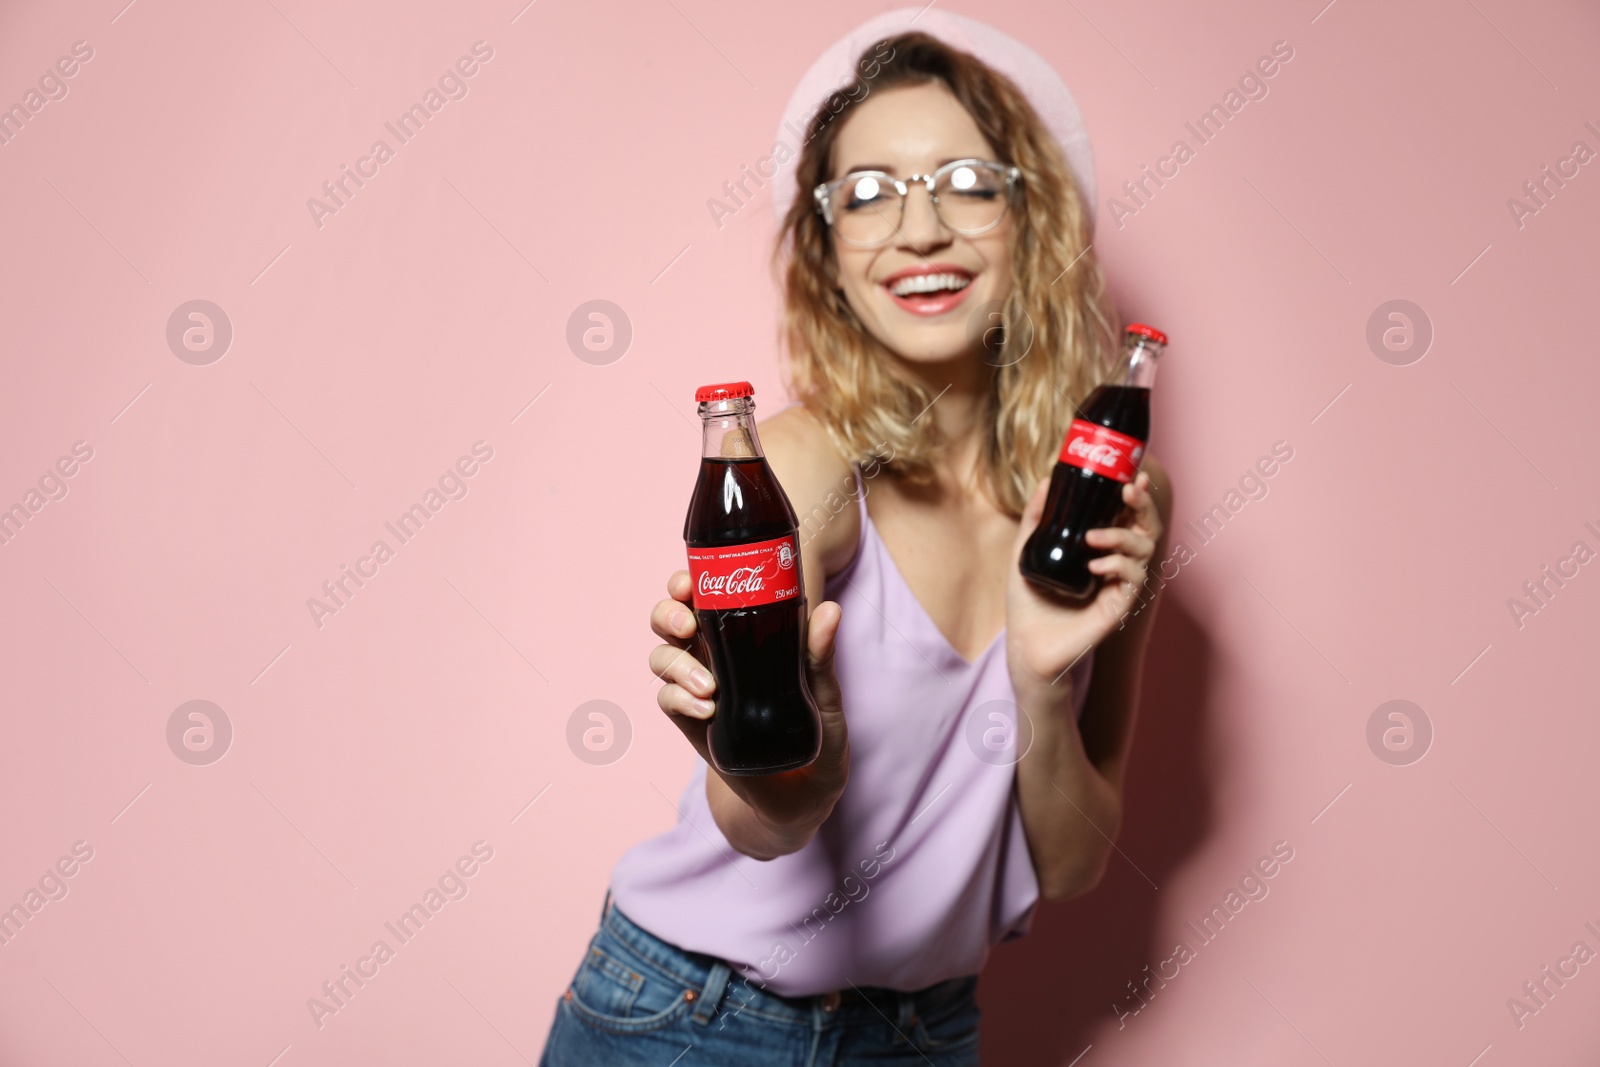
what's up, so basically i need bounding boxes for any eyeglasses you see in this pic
[813,158,1022,248]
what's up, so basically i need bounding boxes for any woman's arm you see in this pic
[647,407,860,860]
[1007,456,1174,901]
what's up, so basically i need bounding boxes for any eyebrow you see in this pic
[838,158,969,175]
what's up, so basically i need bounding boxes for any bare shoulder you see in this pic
[761,405,860,575]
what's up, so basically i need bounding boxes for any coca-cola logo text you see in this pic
[697,564,771,598]
[1067,437,1125,467]
[1058,420,1144,483]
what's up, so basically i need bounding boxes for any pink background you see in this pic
[2,0,1598,1063]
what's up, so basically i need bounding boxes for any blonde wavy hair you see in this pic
[774,31,1120,516]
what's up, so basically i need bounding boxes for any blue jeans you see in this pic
[539,894,982,1066]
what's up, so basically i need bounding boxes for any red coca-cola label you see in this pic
[687,535,800,610]
[1057,419,1145,482]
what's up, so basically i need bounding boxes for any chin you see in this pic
[868,287,1008,366]
[877,329,976,365]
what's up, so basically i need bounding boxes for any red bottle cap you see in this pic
[695,381,755,402]
[1125,323,1167,345]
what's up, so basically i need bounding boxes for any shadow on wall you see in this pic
[979,591,1215,1066]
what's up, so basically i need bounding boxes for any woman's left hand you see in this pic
[1005,470,1164,697]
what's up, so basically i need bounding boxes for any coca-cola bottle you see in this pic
[1019,324,1166,600]
[684,382,822,776]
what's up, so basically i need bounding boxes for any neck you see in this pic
[896,350,993,491]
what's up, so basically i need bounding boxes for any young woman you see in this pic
[541,16,1172,1066]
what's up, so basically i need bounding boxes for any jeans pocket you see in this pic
[564,943,696,1035]
[914,980,981,1053]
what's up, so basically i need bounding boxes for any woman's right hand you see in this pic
[648,569,850,854]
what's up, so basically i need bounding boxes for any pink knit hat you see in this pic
[770,7,1097,231]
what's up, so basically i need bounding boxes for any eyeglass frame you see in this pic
[812,158,1024,247]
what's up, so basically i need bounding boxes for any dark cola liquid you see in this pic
[1020,385,1150,600]
[685,457,822,776]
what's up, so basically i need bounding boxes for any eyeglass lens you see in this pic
[832,164,1009,244]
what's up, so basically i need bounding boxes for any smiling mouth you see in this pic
[881,269,976,316]
[887,272,973,297]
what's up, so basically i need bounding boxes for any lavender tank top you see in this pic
[609,466,1094,995]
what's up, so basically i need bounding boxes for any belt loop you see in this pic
[897,990,915,1030]
[690,961,731,1025]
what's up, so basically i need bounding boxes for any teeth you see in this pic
[889,273,972,297]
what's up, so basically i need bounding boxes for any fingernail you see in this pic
[689,668,713,693]
[692,698,715,716]
[672,610,693,632]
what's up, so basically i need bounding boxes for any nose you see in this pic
[897,179,952,253]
